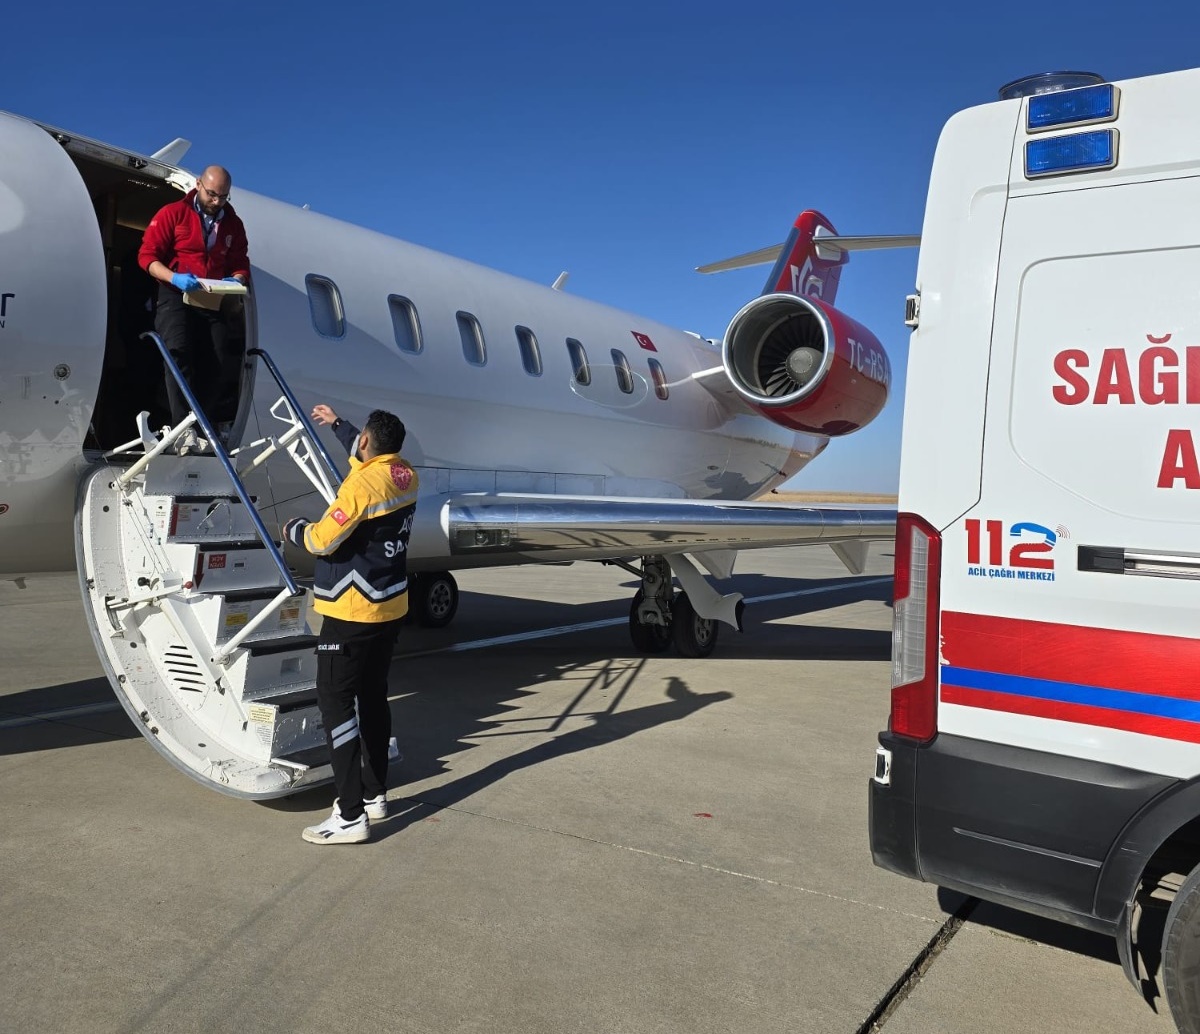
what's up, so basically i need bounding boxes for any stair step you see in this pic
[253,685,318,709]
[166,542,288,594]
[143,455,240,497]
[225,640,317,698]
[183,590,306,647]
[195,538,268,552]
[248,633,319,657]
[222,586,299,603]
[272,745,331,772]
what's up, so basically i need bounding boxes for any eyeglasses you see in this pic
[199,183,231,202]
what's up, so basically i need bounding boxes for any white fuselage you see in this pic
[0,111,828,575]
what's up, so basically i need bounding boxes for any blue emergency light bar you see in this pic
[1025,129,1118,179]
[1027,82,1118,132]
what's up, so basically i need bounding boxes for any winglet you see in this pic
[150,138,191,166]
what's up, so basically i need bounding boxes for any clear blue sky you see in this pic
[6,2,1198,491]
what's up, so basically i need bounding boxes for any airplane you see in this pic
[0,109,910,798]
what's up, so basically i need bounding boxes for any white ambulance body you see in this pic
[869,66,1200,1032]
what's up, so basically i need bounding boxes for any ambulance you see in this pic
[869,65,1200,1033]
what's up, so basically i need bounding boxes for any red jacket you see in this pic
[139,190,251,285]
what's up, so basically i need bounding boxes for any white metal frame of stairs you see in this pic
[75,334,348,798]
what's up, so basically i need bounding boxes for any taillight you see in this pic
[890,512,941,742]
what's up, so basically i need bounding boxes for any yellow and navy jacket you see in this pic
[286,420,419,623]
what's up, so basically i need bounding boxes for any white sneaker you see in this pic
[302,805,369,844]
[364,794,388,821]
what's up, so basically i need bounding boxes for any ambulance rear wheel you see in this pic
[1163,860,1200,1034]
[413,571,458,628]
[672,593,718,658]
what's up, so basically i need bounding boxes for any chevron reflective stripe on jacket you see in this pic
[304,451,419,623]
[312,569,408,602]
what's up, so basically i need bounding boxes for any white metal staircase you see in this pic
[75,337,346,798]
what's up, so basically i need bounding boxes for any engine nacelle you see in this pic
[721,293,890,437]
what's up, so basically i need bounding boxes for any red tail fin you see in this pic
[762,210,846,303]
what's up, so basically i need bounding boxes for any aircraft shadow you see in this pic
[374,674,732,840]
[266,573,891,825]
[0,676,140,757]
[3,575,889,777]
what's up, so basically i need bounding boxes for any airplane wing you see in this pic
[445,494,895,566]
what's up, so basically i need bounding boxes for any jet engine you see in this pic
[721,292,890,437]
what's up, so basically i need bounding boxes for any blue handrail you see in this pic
[140,331,302,598]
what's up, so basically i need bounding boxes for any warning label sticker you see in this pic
[247,704,276,725]
[224,607,249,629]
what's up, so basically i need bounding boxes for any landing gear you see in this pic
[671,593,719,658]
[411,571,459,628]
[623,555,720,657]
[626,556,673,655]
[629,590,672,653]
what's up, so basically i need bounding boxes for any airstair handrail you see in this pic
[140,331,302,599]
[247,347,344,492]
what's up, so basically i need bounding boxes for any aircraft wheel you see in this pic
[672,593,718,658]
[628,591,672,654]
[413,571,459,628]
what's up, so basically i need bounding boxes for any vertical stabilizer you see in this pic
[761,210,846,303]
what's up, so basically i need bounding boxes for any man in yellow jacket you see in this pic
[283,404,419,844]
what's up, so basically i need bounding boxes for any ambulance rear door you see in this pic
[923,69,1200,918]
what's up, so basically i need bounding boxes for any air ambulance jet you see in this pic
[0,111,907,798]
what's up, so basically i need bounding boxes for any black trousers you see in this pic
[154,286,240,426]
[316,616,402,821]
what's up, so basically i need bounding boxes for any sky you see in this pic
[5,2,1199,492]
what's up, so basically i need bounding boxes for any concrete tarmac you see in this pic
[0,547,1176,1034]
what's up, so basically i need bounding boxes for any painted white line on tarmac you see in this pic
[0,575,891,728]
[0,700,130,730]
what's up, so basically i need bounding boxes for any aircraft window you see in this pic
[611,349,634,394]
[457,311,487,366]
[516,326,543,376]
[648,358,669,400]
[566,338,590,385]
[388,295,423,354]
[305,274,345,339]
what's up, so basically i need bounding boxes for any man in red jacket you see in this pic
[139,165,251,453]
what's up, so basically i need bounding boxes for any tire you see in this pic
[1164,861,1200,1034]
[671,592,718,658]
[628,590,671,653]
[413,571,459,628]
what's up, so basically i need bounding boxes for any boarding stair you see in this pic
[76,336,345,798]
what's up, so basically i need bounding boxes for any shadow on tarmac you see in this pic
[0,575,889,769]
[0,676,140,756]
[940,887,1119,961]
[372,674,733,841]
[939,885,1166,1015]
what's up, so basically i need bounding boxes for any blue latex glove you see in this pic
[222,277,242,283]
[171,272,201,292]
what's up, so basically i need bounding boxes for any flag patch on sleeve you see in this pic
[331,508,349,525]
